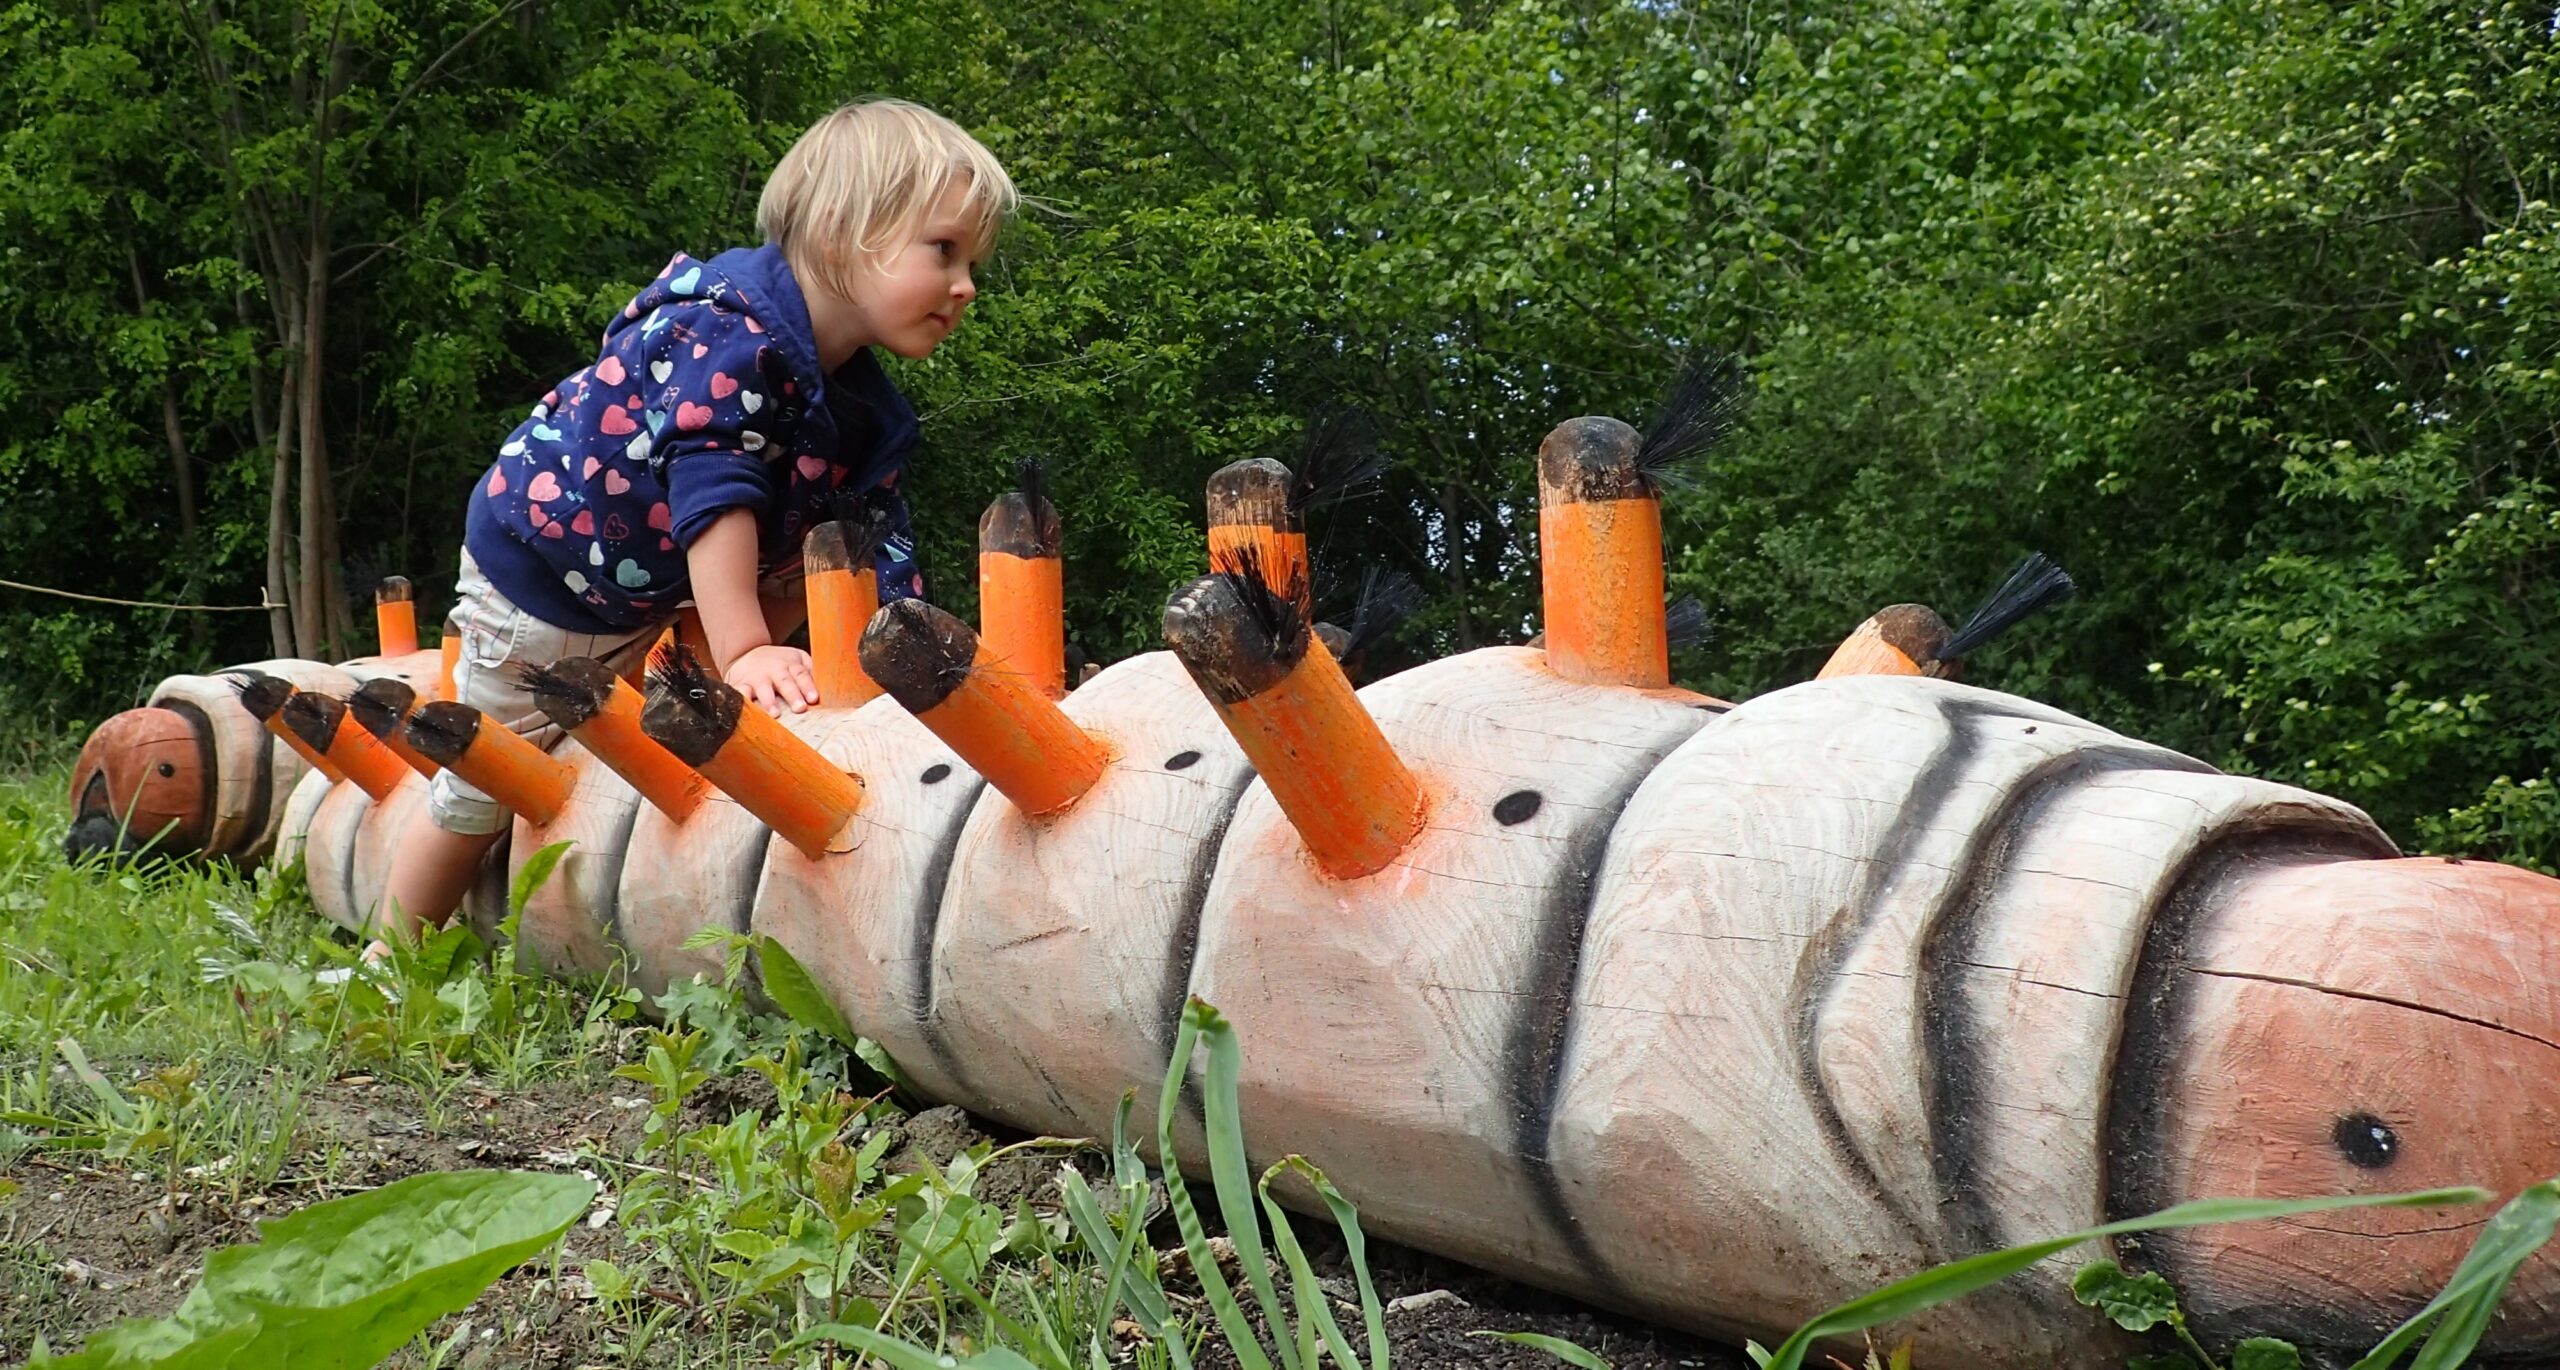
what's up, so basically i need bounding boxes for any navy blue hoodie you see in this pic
[466,244,924,635]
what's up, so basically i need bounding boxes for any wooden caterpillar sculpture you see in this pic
[63,417,2560,1369]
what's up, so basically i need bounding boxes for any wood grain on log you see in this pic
[930,651,1253,1145]
[1188,645,1711,1291]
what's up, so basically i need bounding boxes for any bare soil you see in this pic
[3,1074,1760,1369]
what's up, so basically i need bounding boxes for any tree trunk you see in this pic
[266,361,298,658]
[1438,477,1474,649]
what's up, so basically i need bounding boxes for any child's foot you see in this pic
[361,938,397,966]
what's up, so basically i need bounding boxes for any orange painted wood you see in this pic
[319,713,413,803]
[68,707,210,855]
[447,720,577,826]
[2130,855,2560,1356]
[978,550,1066,700]
[1206,526,1311,611]
[374,600,419,658]
[692,702,866,860]
[1203,639,1422,879]
[807,563,884,708]
[560,672,713,823]
[438,631,460,702]
[911,647,1106,817]
[1537,497,1667,688]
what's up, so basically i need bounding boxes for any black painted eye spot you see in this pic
[157,762,177,778]
[1165,751,1201,771]
[920,763,952,785]
[1493,790,1542,826]
[2333,1112,2399,1169]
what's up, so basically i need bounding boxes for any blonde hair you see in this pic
[757,99,1018,304]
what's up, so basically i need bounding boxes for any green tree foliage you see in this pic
[3,0,2553,862]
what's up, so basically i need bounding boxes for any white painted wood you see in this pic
[617,707,859,1001]
[513,742,644,979]
[340,648,443,696]
[301,774,379,935]
[929,651,1253,1142]
[751,694,983,1104]
[272,766,334,891]
[1186,646,1711,1287]
[1542,676,2387,1367]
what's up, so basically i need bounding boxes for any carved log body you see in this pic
[62,649,2560,1367]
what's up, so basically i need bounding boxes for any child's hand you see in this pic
[726,644,818,715]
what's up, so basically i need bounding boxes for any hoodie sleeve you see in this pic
[618,302,795,549]
[875,484,926,601]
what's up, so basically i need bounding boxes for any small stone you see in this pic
[1386,1289,1469,1315]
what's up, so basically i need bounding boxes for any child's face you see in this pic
[846,181,986,360]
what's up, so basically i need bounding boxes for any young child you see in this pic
[376,99,1016,946]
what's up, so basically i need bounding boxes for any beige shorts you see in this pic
[427,549,810,835]
[428,550,659,835]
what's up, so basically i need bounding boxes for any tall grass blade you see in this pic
[1759,1187,2490,1370]
[2349,1178,2560,1370]
[1157,1000,1272,1370]
[1299,1164,1388,1370]
[1197,1000,1303,1370]
[1259,1156,1372,1370]
[1468,1330,1612,1370]
[794,1323,1045,1370]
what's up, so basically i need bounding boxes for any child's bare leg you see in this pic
[377,822,504,944]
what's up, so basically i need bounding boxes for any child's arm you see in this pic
[688,507,816,714]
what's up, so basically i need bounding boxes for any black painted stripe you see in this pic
[733,823,776,999]
[2104,819,2424,1361]
[1512,743,1691,1301]
[591,799,644,948]
[1914,744,2217,1255]
[1160,765,1253,1132]
[154,697,221,859]
[1787,696,2031,1243]
[910,774,990,1087]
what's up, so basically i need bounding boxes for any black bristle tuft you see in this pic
[517,661,596,709]
[401,701,479,758]
[1665,596,1713,652]
[645,641,724,712]
[1015,456,1062,545]
[1286,407,1386,516]
[345,680,417,739]
[1343,568,1423,660]
[1635,353,1749,493]
[1934,553,2077,662]
[1218,545,1310,657]
[230,671,293,720]
[844,500,898,571]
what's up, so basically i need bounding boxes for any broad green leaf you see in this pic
[2232,1338,2303,1370]
[1759,1187,2489,1370]
[508,840,573,919]
[1468,1330,1612,1370]
[752,934,858,1045]
[2070,1259,2182,1333]
[37,1169,594,1368]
